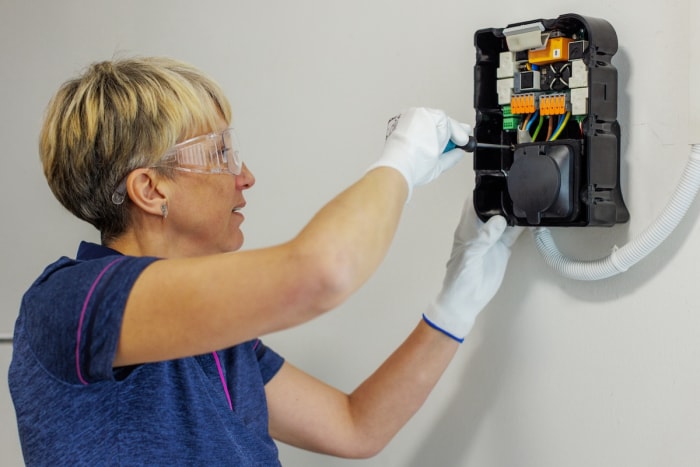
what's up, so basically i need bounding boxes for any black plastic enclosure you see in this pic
[473,13,629,226]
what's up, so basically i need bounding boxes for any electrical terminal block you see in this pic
[497,77,514,105]
[570,87,588,115]
[528,36,573,65]
[568,59,587,88]
[539,93,568,115]
[510,93,538,114]
[501,105,520,131]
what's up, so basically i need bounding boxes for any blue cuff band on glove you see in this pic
[422,314,465,343]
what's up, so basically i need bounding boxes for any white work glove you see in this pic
[367,107,471,201]
[423,199,524,342]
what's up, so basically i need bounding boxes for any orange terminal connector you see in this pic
[539,94,567,115]
[510,93,537,114]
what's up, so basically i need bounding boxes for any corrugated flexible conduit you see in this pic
[532,144,700,280]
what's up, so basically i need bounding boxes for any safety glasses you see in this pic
[112,128,242,205]
[154,127,242,175]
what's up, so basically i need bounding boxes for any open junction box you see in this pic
[472,13,630,226]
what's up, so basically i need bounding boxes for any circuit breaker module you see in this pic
[473,13,629,226]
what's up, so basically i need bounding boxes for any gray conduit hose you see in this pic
[532,144,700,280]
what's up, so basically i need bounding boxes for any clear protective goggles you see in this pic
[153,127,242,175]
[112,128,242,205]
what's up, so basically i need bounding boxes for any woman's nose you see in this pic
[236,163,255,190]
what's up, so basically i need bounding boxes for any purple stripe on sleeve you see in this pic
[212,352,234,411]
[75,257,126,385]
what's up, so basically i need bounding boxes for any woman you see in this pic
[9,56,521,465]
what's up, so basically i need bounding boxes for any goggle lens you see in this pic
[222,129,242,175]
[163,128,242,175]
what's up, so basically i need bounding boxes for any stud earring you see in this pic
[161,202,168,219]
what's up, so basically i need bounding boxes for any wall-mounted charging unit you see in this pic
[473,13,629,227]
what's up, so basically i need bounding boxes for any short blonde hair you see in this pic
[39,56,232,243]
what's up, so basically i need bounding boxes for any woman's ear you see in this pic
[125,169,169,217]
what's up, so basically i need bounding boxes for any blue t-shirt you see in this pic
[9,242,285,466]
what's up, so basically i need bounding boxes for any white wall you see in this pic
[1,1,698,466]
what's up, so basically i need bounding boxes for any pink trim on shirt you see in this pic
[75,257,125,385]
[212,340,259,410]
[212,351,233,411]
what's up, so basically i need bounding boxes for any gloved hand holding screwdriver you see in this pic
[368,107,472,201]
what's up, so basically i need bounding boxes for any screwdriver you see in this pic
[444,136,512,153]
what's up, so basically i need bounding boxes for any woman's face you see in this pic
[163,119,255,257]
